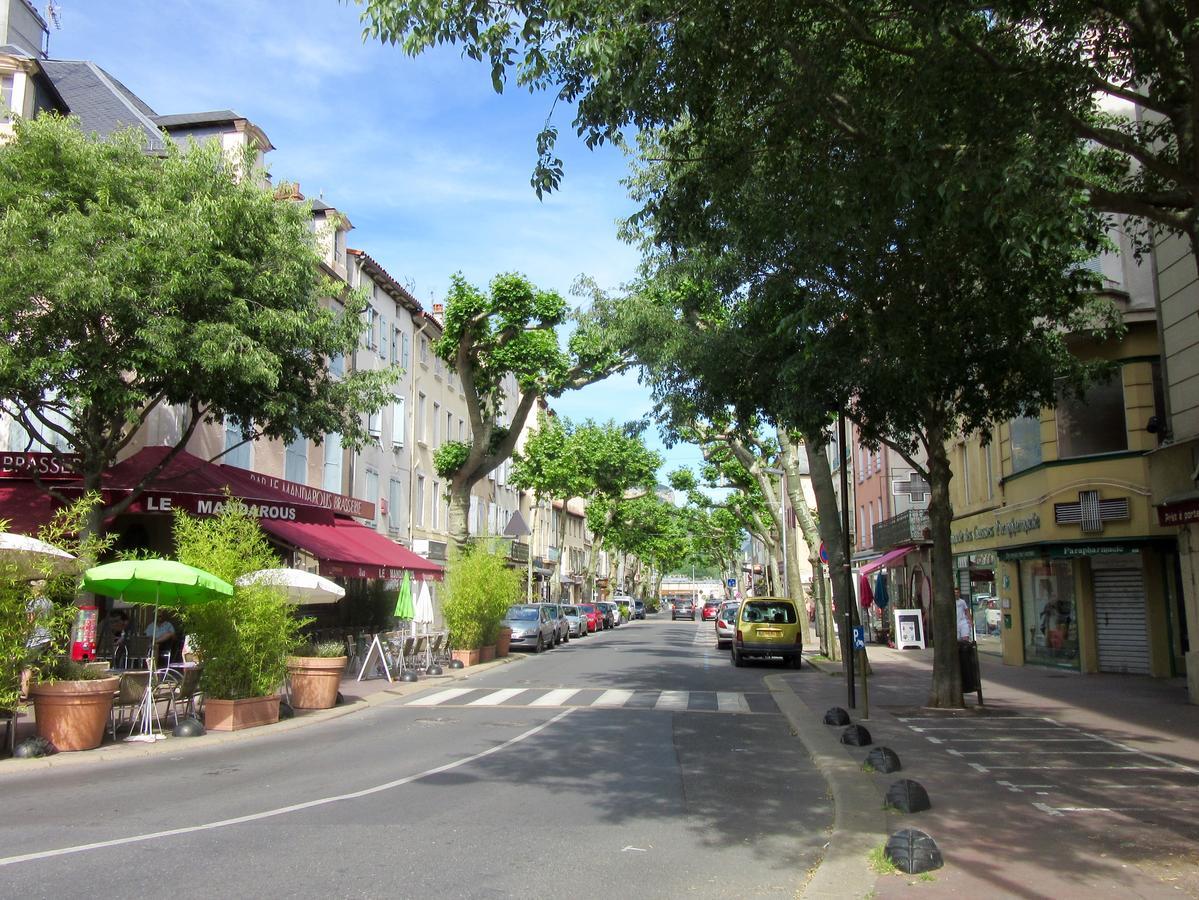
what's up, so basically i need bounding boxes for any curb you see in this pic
[765,673,887,900]
[0,652,527,775]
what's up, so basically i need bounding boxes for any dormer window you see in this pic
[1,74,14,122]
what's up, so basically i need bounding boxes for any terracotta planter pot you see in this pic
[452,648,481,668]
[204,694,280,732]
[479,644,496,663]
[30,676,119,751]
[496,627,512,658]
[286,656,348,710]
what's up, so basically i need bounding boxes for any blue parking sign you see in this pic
[852,626,865,650]
[726,578,736,588]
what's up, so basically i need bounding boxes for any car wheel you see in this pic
[535,634,544,653]
[732,649,743,667]
[790,654,802,669]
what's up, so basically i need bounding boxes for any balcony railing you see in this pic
[874,509,931,549]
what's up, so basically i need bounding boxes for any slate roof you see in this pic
[0,43,35,58]
[151,110,241,129]
[38,59,165,150]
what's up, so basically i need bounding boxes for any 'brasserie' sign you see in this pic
[241,470,375,520]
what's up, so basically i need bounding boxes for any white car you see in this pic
[715,600,740,649]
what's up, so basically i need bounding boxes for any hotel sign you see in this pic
[240,470,375,520]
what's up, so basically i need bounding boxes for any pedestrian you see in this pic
[955,588,972,642]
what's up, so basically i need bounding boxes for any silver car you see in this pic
[536,603,570,645]
[503,605,556,653]
[715,600,740,649]
[562,604,588,638]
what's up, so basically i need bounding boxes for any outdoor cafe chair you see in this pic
[409,635,427,670]
[171,665,204,722]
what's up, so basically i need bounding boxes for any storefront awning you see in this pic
[259,516,443,581]
[860,545,915,575]
[0,480,61,535]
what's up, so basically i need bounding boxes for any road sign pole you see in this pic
[838,411,856,710]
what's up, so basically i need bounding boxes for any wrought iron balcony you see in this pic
[874,509,931,549]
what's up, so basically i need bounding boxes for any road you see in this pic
[0,614,831,899]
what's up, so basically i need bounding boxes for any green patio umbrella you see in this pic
[83,559,232,741]
[394,571,415,625]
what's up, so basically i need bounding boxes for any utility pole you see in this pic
[838,412,856,709]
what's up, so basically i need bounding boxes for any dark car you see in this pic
[672,598,695,621]
[701,598,721,621]
[633,599,646,620]
[595,601,616,629]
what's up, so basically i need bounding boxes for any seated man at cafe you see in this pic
[145,617,177,668]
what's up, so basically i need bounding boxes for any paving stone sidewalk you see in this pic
[787,646,1199,899]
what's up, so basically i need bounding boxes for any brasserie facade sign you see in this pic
[241,470,375,520]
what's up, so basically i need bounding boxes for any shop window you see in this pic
[1009,415,1042,474]
[1021,558,1079,669]
[1056,372,1127,459]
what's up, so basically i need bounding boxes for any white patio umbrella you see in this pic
[0,532,81,580]
[414,580,436,667]
[235,568,346,604]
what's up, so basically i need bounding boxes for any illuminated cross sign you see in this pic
[892,473,930,503]
[1054,490,1129,534]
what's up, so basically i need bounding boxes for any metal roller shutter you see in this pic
[1092,568,1150,675]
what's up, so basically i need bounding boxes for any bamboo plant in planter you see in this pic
[442,546,519,667]
[287,641,347,709]
[174,503,306,732]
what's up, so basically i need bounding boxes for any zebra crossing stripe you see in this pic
[529,689,580,707]
[593,689,635,707]
[716,692,749,713]
[655,690,689,710]
[468,688,526,706]
[408,687,474,707]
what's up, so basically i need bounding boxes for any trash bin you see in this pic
[958,639,980,694]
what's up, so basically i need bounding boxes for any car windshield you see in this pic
[507,607,539,621]
[719,606,738,623]
[741,601,798,624]
[563,606,578,615]
[579,604,595,612]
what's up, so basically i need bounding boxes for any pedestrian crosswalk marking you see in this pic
[402,687,762,714]
[594,689,635,707]
[468,688,526,706]
[529,689,580,707]
[655,690,688,710]
[408,687,474,707]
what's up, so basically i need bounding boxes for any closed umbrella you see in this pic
[414,580,435,667]
[858,574,874,609]
[394,571,415,629]
[0,532,81,580]
[873,572,890,610]
[83,559,232,741]
[236,568,345,605]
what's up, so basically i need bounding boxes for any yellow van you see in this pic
[731,597,802,668]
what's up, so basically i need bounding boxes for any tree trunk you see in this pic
[447,478,474,555]
[805,440,846,662]
[925,432,963,708]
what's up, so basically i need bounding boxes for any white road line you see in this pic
[968,763,990,773]
[716,692,749,713]
[528,689,580,707]
[0,708,575,868]
[898,716,1048,721]
[593,689,635,707]
[926,737,943,744]
[408,687,475,707]
[1032,802,1063,817]
[467,688,526,706]
[952,750,1139,756]
[655,690,689,710]
[931,737,1099,743]
[1076,729,1199,774]
[988,765,1187,771]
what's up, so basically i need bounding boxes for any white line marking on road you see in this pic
[0,708,576,868]
[654,690,689,710]
[593,689,635,707]
[622,846,648,853]
[1076,730,1199,774]
[716,692,749,713]
[926,737,943,744]
[898,716,1047,721]
[987,766,1187,771]
[952,750,1138,756]
[528,689,580,707]
[468,688,526,706]
[408,687,474,707]
[968,763,990,773]
[931,737,1098,743]
[1032,802,1063,817]
[995,781,1023,793]
[946,749,962,756]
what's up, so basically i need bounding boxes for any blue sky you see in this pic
[51,0,703,481]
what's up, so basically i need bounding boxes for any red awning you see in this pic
[259,516,443,581]
[860,545,916,575]
[0,480,62,535]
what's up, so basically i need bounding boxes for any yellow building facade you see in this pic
[948,320,1185,678]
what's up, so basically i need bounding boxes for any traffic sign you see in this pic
[819,542,829,564]
[852,626,865,650]
[726,578,737,588]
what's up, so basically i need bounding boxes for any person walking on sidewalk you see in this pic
[955,588,972,642]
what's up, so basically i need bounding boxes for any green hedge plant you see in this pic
[442,546,520,650]
[293,640,346,659]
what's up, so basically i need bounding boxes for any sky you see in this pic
[49,0,704,483]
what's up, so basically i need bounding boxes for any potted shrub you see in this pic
[287,640,347,709]
[29,658,119,751]
[173,503,306,731]
[496,625,512,658]
[442,546,519,667]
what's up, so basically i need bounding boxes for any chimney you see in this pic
[431,302,445,324]
[2,0,50,58]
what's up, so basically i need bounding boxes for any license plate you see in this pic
[757,628,782,640]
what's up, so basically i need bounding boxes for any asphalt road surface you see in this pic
[0,614,831,899]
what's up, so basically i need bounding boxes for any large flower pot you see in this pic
[286,656,347,710]
[496,627,512,658]
[479,644,496,663]
[30,676,119,751]
[204,695,280,732]
[452,648,481,668]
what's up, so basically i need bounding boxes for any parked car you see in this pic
[563,604,588,638]
[537,603,570,645]
[503,605,556,653]
[701,598,721,621]
[578,603,602,632]
[672,598,696,621]
[633,599,646,620]
[715,600,739,649]
[595,601,616,629]
[614,598,633,623]
[731,597,802,668]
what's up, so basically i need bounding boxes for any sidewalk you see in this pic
[1,654,526,772]
[784,646,1199,898]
